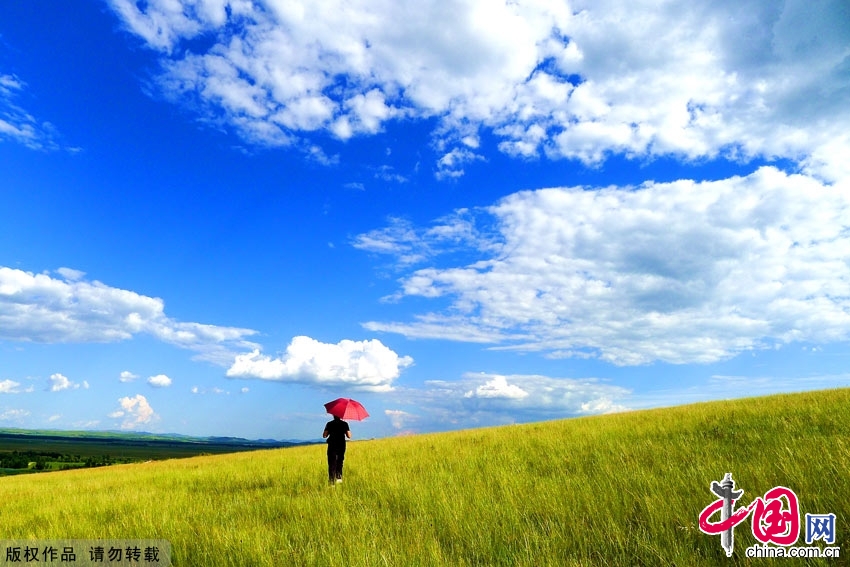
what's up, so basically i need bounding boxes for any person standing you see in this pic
[323,415,351,484]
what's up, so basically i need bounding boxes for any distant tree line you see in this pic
[0,450,136,471]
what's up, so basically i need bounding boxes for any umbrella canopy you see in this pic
[324,398,369,421]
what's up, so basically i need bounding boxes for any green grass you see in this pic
[1,389,848,566]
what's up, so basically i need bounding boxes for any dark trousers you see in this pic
[327,444,346,481]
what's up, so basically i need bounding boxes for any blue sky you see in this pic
[1,0,849,441]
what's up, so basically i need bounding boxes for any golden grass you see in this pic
[2,388,848,566]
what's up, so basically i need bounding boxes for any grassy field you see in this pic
[1,388,847,566]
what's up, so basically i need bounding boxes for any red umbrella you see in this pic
[324,398,369,421]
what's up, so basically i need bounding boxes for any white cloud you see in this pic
[109,0,850,180]
[119,371,139,383]
[109,0,562,152]
[0,409,30,422]
[458,373,628,415]
[352,210,496,269]
[0,73,64,151]
[0,379,23,394]
[362,167,850,365]
[190,385,230,395]
[464,375,529,400]
[48,373,85,392]
[579,398,622,414]
[305,145,339,166]
[110,394,158,430]
[364,314,511,344]
[147,374,173,388]
[0,75,23,91]
[435,148,485,180]
[56,267,86,281]
[385,409,417,430]
[226,335,413,392]
[344,88,395,135]
[389,372,629,432]
[352,217,426,265]
[374,165,408,184]
[0,267,259,364]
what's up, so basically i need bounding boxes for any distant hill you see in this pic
[0,428,320,470]
[0,427,315,448]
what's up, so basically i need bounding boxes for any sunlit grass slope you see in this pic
[2,389,848,566]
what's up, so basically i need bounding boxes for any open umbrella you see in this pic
[324,398,369,421]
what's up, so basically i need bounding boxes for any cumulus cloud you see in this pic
[457,373,628,415]
[147,374,172,388]
[109,394,158,430]
[226,335,413,392]
[109,0,562,151]
[48,373,88,392]
[362,167,850,365]
[0,267,259,364]
[465,375,529,400]
[108,0,850,179]
[389,372,629,431]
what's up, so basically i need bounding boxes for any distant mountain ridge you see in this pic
[0,427,316,448]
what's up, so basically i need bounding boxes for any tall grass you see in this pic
[1,389,848,566]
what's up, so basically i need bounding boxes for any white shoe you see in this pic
[336,478,343,483]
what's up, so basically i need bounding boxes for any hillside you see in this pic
[1,389,847,566]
